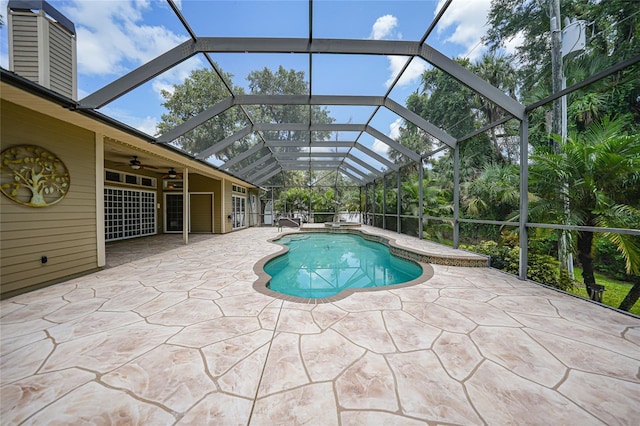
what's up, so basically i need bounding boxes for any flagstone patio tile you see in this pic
[218,344,270,398]
[558,369,640,425]
[526,328,640,382]
[335,351,398,411]
[301,329,366,382]
[387,350,483,424]
[257,332,309,397]
[471,326,567,387]
[176,391,253,425]
[466,361,603,425]
[133,291,188,317]
[340,411,427,425]
[168,316,262,348]
[433,331,484,381]
[309,303,349,329]
[102,344,215,413]
[47,310,142,343]
[26,382,176,425]
[146,297,223,326]
[403,302,477,333]
[0,369,95,424]
[0,298,68,323]
[43,298,107,323]
[275,307,322,334]
[42,322,180,373]
[383,309,441,351]
[331,311,397,353]
[202,329,273,377]
[0,338,54,385]
[252,382,339,426]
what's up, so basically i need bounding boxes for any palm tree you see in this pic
[472,53,518,164]
[529,117,640,310]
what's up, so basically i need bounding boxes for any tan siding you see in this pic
[1,100,98,297]
[48,23,74,97]
[10,14,39,82]
[190,194,213,233]
[213,180,222,234]
[224,180,233,233]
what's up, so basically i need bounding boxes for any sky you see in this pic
[0,0,516,167]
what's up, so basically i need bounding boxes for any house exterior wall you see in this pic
[182,174,220,234]
[1,100,98,298]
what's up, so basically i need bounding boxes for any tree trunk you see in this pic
[618,276,640,312]
[577,231,596,293]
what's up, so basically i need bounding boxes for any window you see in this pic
[232,195,246,229]
[105,169,156,189]
[163,179,183,190]
[105,187,156,241]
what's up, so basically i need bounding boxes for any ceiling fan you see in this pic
[161,167,182,179]
[118,155,157,170]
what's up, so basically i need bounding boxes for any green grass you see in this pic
[569,267,639,316]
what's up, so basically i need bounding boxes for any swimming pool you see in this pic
[263,233,423,299]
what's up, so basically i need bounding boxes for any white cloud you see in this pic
[370,14,398,40]
[435,0,492,61]
[385,56,429,88]
[62,0,188,76]
[101,105,158,136]
[370,15,426,88]
[372,118,404,157]
[389,118,403,140]
[372,139,389,156]
[503,31,526,56]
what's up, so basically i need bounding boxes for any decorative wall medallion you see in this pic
[0,145,70,207]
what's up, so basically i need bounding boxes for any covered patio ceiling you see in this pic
[75,0,527,187]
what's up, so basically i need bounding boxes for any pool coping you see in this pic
[252,229,439,304]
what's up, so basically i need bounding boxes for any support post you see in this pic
[453,144,460,248]
[519,117,529,280]
[418,161,424,240]
[382,177,387,230]
[95,133,105,267]
[397,171,401,234]
[183,167,189,245]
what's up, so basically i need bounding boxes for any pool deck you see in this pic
[1,226,639,425]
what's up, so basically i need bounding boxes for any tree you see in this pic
[244,66,335,186]
[529,117,640,311]
[470,53,518,164]
[157,68,247,159]
[246,66,334,143]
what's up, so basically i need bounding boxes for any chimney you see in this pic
[7,0,77,100]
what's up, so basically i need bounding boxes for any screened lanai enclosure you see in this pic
[74,0,639,311]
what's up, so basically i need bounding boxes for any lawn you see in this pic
[569,267,639,316]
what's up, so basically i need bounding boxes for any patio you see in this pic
[1,226,639,425]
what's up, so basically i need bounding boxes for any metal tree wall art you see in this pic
[0,145,70,207]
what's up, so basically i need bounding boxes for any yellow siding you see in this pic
[0,100,98,298]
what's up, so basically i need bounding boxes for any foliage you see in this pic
[571,268,640,316]
[462,237,574,291]
[593,238,628,281]
[158,68,247,158]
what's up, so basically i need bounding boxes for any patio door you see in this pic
[165,193,214,233]
[164,193,183,233]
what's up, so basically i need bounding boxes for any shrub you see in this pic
[593,238,628,280]
[463,239,574,291]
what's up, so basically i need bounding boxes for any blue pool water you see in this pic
[265,233,423,299]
